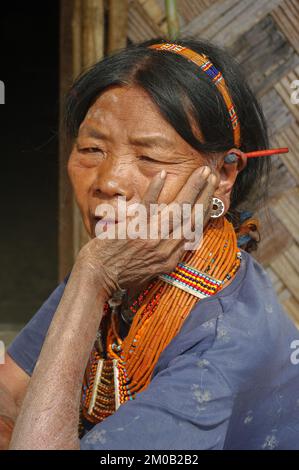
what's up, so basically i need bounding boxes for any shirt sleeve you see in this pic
[7,274,70,376]
[80,351,235,450]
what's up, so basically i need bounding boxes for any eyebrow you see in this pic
[129,135,174,149]
[79,126,108,140]
[79,126,174,149]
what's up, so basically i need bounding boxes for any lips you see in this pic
[95,217,118,225]
[92,209,119,222]
[91,212,119,237]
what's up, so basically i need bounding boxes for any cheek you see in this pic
[68,161,92,205]
[123,168,152,201]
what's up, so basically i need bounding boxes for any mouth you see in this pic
[91,212,119,236]
[92,210,119,223]
[94,217,119,225]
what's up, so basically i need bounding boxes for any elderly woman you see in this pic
[1,38,299,450]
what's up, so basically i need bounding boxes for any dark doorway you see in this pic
[0,1,59,327]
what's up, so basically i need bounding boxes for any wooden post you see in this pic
[81,0,105,69]
[108,0,129,54]
[59,0,104,280]
[165,0,180,39]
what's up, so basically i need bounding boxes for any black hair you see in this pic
[64,37,271,233]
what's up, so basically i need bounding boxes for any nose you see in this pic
[91,157,135,200]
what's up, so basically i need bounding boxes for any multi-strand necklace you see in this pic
[79,216,242,435]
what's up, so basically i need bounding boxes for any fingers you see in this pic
[168,172,219,250]
[141,170,167,213]
[195,172,219,226]
[174,166,211,206]
[137,166,218,253]
[161,166,216,236]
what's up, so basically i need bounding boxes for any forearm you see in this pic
[9,263,108,450]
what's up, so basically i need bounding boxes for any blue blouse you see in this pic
[8,250,299,450]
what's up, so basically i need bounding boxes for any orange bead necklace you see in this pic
[79,216,241,434]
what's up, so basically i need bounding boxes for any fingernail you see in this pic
[200,166,211,177]
[209,173,217,185]
[160,169,166,179]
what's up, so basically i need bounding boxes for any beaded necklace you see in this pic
[79,216,241,435]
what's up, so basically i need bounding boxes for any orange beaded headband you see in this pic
[149,42,241,148]
[149,43,289,159]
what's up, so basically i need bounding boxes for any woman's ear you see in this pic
[213,148,247,213]
[224,148,247,172]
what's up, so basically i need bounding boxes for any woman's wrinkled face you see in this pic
[68,85,208,237]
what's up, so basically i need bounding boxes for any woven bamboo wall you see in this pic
[126,0,299,326]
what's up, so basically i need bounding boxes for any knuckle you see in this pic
[163,257,177,273]
[190,181,201,192]
[159,248,169,263]
[162,245,176,266]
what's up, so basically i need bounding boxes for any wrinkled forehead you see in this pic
[78,84,204,149]
[80,85,171,135]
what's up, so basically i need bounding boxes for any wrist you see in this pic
[73,254,118,303]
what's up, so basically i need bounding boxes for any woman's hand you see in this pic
[75,166,219,300]
[8,167,218,451]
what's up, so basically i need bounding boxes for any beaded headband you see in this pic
[149,42,241,147]
[149,42,289,159]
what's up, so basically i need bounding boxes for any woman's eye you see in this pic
[138,155,175,165]
[138,155,157,163]
[79,147,103,154]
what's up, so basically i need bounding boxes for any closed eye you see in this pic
[78,147,104,154]
[138,155,177,165]
[138,155,157,163]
